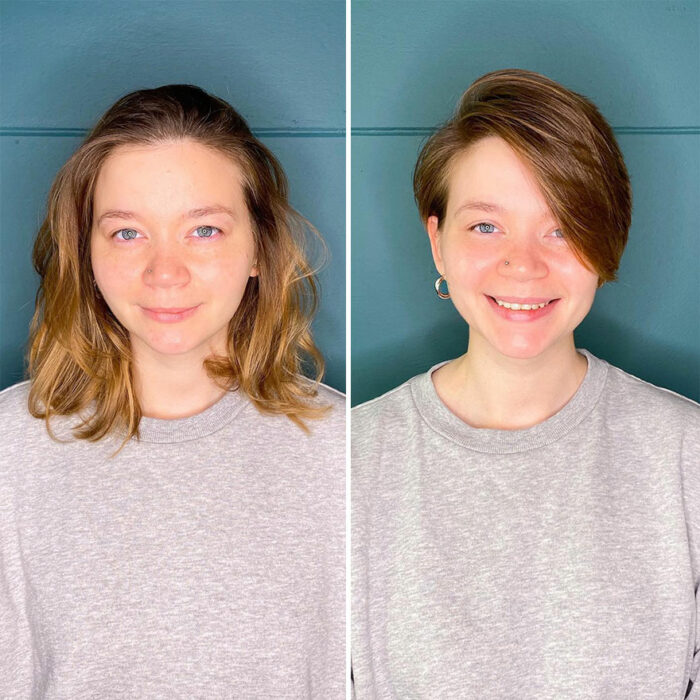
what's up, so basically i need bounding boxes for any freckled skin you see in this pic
[90,139,258,366]
[427,136,599,361]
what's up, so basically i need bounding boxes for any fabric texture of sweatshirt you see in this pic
[352,349,700,699]
[0,380,345,699]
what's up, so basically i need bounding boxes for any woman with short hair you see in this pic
[0,84,345,697]
[352,69,699,698]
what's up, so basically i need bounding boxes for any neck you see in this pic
[132,344,229,420]
[432,336,588,430]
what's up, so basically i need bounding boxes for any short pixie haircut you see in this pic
[29,84,326,445]
[414,69,632,283]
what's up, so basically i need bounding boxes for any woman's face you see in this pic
[91,139,257,365]
[427,135,599,362]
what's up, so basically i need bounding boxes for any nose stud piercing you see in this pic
[504,260,510,266]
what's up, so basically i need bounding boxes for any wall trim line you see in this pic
[0,127,346,138]
[351,126,700,136]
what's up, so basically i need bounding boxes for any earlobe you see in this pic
[426,215,444,274]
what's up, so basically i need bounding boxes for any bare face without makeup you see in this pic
[90,139,258,366]
[427,135,599,362]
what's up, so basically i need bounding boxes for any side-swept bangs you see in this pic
[414,69,632,283]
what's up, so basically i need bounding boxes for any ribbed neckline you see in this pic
[410,349,608,454]
[135,388,248,444]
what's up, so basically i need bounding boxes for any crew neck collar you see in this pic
[410,348,608,454]
[135,388,248,443]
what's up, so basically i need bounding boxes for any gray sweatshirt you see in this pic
[0,380,345,699]
[352,350,700,699]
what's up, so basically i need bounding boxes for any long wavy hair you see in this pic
[28,84,329,446]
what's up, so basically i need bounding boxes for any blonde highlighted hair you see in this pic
[414,69,632,284]
[29,84,328,446]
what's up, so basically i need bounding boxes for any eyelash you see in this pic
[112,225,223,241]
[470,222,564,238]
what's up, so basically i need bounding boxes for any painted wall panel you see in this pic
[1,0,345,130]
[352,0,699,130]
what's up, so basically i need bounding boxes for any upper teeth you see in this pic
[496,299,549,310]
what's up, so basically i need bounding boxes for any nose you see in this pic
[499,240,548,281]
[143,244,191,288]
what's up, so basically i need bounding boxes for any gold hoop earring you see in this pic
[434,274,450,299]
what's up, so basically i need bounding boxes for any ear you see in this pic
[426,215,444,275]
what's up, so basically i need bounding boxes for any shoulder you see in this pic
[0,381,42,472]
[602,359,699,425]
[353,374,420,426]
[593,356,700,467]
[315,381,345,411]
[311,380,345,421]
[351,373,425,458]
[303,380,346,440]
[0,380,33,434]
[0,380,94,468]
[264,380,346,444]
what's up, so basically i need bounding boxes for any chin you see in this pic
[487,331,558,362]
[133,329,209,358]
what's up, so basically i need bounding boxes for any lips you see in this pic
[486,295,560,321]
[487,296,556,305]
[140,305,201,323]
[143,307,198,314]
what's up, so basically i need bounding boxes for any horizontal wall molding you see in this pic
[3,126,696,138]
[0,127,346,138]
[352,126,700,136]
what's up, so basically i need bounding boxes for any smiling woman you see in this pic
[351,70,700,698]
[0,85,344,697]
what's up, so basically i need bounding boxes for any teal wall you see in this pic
[0,0,345,392]
[352,0,699,405]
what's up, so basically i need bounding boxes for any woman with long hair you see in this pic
[352,70,699,698]
[1,85,344,697]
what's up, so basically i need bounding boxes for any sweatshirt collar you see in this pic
[135,388,248,443]
[411,349,608,454]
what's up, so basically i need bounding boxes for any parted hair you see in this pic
[413,69,632,283]
[28,84,328,446]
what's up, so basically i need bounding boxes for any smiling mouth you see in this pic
[485,295,562,319]
[489,297,556,311]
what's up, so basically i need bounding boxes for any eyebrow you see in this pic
[453,200,507,216]
[453,200,555,222]
[95,205,237,227]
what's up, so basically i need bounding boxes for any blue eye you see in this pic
[193,225,221,238]
[473,223,497,234]
[114,228,140,241]
[551,229,564,238]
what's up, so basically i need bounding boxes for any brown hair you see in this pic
[29,84,328,447]
[413,69,632,283]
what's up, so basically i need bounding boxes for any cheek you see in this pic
[443,239,498,285]
[91,247,140,297]
[559,257,599,299]
[198,249,254,286]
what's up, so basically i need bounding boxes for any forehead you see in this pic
[93,139,246,213]
[445,135,553,220]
